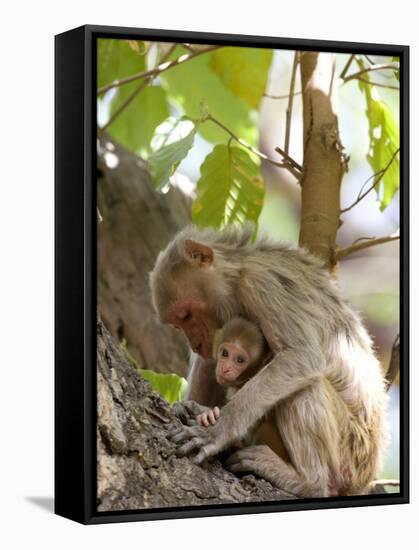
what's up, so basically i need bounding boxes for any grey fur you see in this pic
[151,224,388,497]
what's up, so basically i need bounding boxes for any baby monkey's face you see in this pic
[215,340,250,386]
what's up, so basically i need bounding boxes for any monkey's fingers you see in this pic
[196,413,210,427]
[193,443,220,465]
[213,406,220,420]
[168,424,204,444]
[207,409,217,425]
[176,435,210,457]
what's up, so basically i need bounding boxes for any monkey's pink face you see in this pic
[215,342,250,386]
[167,299,219,359]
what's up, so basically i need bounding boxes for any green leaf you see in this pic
[160,52,257,146]
[119,339,187,404]
[149,117,197,189]
[139,369,188,404]
[98,38,170,155]
[209,47,273,109]
[193,144,265,229]
[358,65,400,211]
[97,38,144,91]
[109,84,169,157]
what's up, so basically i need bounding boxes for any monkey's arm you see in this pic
[169,347,324,463]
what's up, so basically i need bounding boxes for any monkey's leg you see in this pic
[225,444,309,497]
[277,381,342,497]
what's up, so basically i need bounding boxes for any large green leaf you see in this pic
[149,117,197,189]
[109,84,169,157]
[139,369,188,405]
[193,144,265,229]
[210,47,273,109]
[98,38,169,155]
[120,339,188,404]
[161,52,257,146]
[97,38,144,91]
[359,76,400,211]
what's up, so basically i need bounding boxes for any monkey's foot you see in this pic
[225,445,281,485]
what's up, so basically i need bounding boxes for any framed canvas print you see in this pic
[55,25,409,524]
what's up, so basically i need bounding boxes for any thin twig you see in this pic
[348,76,400,91]
[385,334,400,390]
[205,115,301,179]
[274,146,303,172]
[101,44,177,131]
[97,45,220,95]
[339,54,355,80]
[373,479,400,487]
[284,52,299,154]
[341,148,400,213]
[342,62,399,84]
[264,91,302,100]
[337,235,400,260]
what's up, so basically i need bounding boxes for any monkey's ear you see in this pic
[184,240,214,268]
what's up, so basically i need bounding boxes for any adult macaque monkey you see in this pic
[150,225,387,497]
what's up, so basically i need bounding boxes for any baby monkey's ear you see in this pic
[184,240,214,268]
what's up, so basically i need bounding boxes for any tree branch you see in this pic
[274,146,303,173]
[345,77,399,91]
[339,54,355,80]
[385,334,400,390]
[342,62,399,84]
[264,91,302,100]
[298,52,347,270]
[336,235,399,260]
[341,148,400,213]
[284,52,299,154]
[97,45,220,95]
[101,44,177,131]
[206,115,302,179]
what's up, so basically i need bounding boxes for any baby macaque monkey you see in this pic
[196,317,271,427]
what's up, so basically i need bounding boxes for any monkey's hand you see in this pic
[172,400,209,425]
[196,406,220,427]
[168,419,230,464]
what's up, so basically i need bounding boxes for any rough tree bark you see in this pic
[97,318,294,511]
[97,137,189,376]
[299,52,348,270]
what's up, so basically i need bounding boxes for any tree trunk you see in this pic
[97,137,190,376]
[97,318,294,511]
[298,52,348,270]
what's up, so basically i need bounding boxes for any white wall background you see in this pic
[0,1,416,548]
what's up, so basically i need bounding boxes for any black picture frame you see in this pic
[55,24,409,525]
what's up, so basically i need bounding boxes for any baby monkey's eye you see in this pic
[221,349,229,357]
[237,356,245,364]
